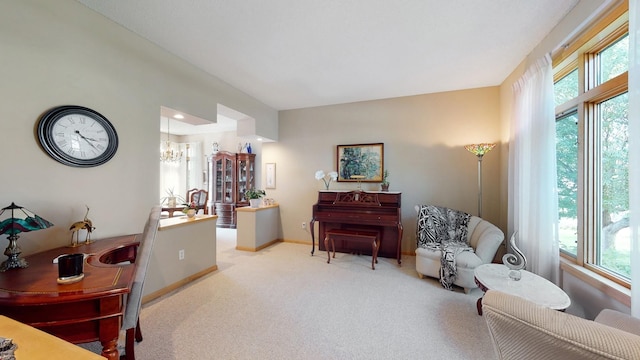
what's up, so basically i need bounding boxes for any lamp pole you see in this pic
[476,154,484,218]
[465,143,496,219]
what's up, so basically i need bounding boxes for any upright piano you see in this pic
[310,190,403,264]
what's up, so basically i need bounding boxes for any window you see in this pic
[596,93,629,278]
[555,111,578,256]
[553,3,629,285]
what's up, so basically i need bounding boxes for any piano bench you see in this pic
[324,229,380,270]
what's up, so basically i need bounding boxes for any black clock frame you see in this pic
[37,105,119,168]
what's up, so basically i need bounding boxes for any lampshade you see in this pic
[0,202,53,271]
[464,143,496,157]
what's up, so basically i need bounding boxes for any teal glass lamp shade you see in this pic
[0,202,54,271]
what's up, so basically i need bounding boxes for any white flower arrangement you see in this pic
[315,170,338,190]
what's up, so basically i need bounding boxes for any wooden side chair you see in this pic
[187,188,208,215]
[121,205,161,360]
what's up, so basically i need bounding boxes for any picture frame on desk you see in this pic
[265,163,276,189]
[336,143,384,182]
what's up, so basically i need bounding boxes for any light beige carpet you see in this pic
[89,229,496,359]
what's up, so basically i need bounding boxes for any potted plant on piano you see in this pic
[380,170,390,192]
[245,188,266,208]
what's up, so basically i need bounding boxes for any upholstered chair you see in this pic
[414,205,503,292]
[482,290,640,360]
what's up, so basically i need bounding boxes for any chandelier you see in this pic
[160,117,183,162]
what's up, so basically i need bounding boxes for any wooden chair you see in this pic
[121,205,161,360]
[187,188,208,215]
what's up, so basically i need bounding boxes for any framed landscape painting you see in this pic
[336,143,384,182]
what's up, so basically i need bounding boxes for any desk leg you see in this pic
[98,297,122,359]
[100,338,119,360]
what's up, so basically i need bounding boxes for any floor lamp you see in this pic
[465,143,496,218]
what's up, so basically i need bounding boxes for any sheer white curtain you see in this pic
[508,54,559,284]
[629,0,640,317]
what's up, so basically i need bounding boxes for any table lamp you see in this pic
[465,143,496,218]
[0,202,53,271]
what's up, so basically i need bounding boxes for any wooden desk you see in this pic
[0,315,104,359]
[0,234,139,359]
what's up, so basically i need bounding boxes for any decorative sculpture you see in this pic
[69,205,95,247]
[502,231,526,280]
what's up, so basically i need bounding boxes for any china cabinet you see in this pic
[211,151,256,228]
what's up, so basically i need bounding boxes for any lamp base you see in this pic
[0,257,28,272]
[1,235,28,271]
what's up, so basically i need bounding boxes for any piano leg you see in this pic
[371,237,379,270]
[324,235,335,264]
[397,223,404,265]
[310,218,316,255]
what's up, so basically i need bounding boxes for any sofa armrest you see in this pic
[471,221,504,264]
[595,309,640,337]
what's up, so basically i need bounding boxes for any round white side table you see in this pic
[474,263,571,315]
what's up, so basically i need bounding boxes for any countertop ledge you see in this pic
[236,204,280,212]
[159,214,218,230]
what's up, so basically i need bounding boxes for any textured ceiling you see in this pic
[76,0,578,111]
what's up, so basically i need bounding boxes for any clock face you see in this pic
[37,106,118,167]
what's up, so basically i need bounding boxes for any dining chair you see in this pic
[121,205,161,360]
[187,188,209,215]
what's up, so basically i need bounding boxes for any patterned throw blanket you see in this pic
[416,205,472,290]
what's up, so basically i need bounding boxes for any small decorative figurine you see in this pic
[69,205,96,247]
[502,231,526,280]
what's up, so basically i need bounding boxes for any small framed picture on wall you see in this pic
[266,163,276,189]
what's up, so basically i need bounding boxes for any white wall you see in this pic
[263,88,502,254]
[0,0,276,255]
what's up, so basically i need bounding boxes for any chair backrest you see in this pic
[188,188,208,213]
[122,205,162,331]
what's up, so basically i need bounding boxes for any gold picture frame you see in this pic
[336,143,384,182]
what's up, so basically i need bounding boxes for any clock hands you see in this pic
[75,130,100,151]
[75,130,99,142]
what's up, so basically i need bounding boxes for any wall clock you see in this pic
[37,105,119,167]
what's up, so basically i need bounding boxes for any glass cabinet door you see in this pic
[214,158,223,202]
[237,158,248,202]
[224,157,233,203]
[235,154,255,204]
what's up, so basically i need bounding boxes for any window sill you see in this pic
[560,258,630,307]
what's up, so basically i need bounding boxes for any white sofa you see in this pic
[414,205,504,292]
[483,290,640,359]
